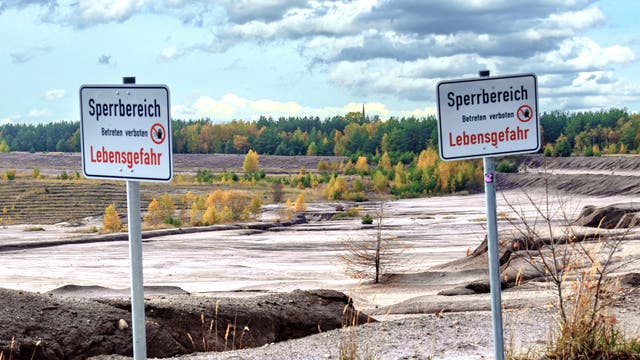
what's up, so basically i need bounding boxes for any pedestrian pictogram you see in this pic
[150,123,166,145]
[517,104,533,122]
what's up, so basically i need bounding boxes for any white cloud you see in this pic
[43,89,67,101]
[228,0,376,40]
[328,57,476,101]
[159,45,186,61]
[536,37,635,72]
[546,6,605,31]
[0,108,52,124]
[10,46,50,64]
[68,0,149,27]
[539,71,640,111]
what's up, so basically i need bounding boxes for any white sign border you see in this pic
[436,73,540,161]
[79,84,173,182]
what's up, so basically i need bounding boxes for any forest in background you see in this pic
[0,108,637,162]
[2,107,640,200]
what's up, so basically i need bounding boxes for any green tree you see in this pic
[544,143,555,157]
[554,134,572,157]
[372,170,388,193]
[0,139,9,152]
[306,141,318,156]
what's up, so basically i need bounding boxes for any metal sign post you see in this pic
[436,70,540,360]
[480,70,504,360]
[481,69,504,359]
[123,76,147,360]
[483,155,504,360]
[79,76,173,360]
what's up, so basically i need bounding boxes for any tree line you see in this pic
[1,108,638,157]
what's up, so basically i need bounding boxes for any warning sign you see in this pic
[436,73,540,160]
[80,85,173,181]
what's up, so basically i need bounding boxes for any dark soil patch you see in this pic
[0,287,371,360]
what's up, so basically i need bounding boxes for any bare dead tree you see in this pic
[341,201,409,283]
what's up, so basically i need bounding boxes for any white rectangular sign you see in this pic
[436,74,540,160]
[80,85,173,181]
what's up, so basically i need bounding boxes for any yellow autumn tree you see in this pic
[378,152,392,171]
[293,194,307,212]
[144,198,162,227]
[202,206,220,225]
[189,197,206,226]
[323,175,349,200]
[243,149,259,174]
[417,148,439,170]
[157,193,176,221]
[249,196,262,216]
[281,198,294,220]
[392,162,406,188]
[103,204,122,233]
[437,161,454,192]
[355,156,369,174]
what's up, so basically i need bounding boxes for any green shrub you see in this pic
[164,217,182,227]
[361,214,373,224]
[496,159,518,173]
[196,169,214,183]
[1,169,16,180]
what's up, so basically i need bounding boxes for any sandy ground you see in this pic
[1,190,638,308]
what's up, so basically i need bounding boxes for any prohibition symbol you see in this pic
[150,123,166,145]
[517,105,534,122]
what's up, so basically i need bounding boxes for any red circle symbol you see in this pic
[150,123,166,145]
[517,105,534,122]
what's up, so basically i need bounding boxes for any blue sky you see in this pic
[1,0,639,124]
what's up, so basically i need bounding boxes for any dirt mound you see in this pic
[497,172,640,196]
[519,154,640,172]
[573,203,640,228]
[0,288,371,360]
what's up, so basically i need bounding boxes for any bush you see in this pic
[164,217,181,227]
[196,169,214,183]
[1,169,16,180]
[361,214,373,224]
[496,159,518,173]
